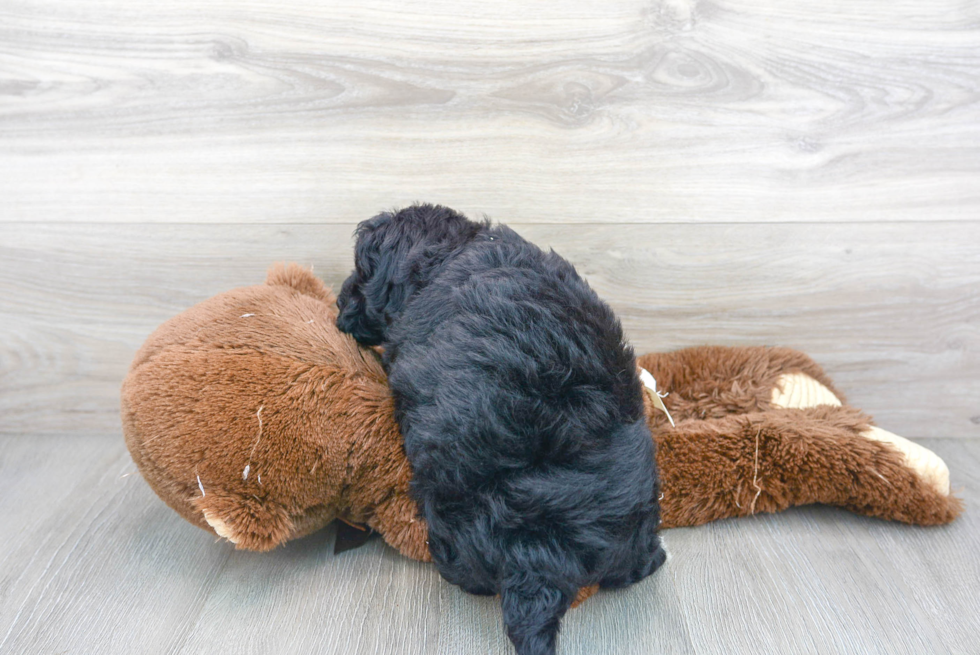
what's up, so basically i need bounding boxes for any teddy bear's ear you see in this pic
[192,488,294,552]
[266,262,336,305]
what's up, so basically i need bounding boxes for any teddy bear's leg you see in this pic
[769,374,951,497]
[639,346,951,494]
[655,406,961,529]
[637,346,846,425]
[367,491,432,562]
[192,489,294,552]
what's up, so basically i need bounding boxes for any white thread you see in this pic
[750,428,763,515]
[870,468,892,487]
[639,368,675,427]
[243,406,264,481]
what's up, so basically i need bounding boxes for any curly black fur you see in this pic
[337,204,666,655]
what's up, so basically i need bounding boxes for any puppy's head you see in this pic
[336,204,484,345]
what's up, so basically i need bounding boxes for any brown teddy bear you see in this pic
[121,264,961,577]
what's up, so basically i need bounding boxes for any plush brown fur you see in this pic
[121,263,427,558]
[122,264,961,580]
[636,349,961,528]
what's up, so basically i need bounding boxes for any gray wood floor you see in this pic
[0,435,977,654]
[1,0,978,652]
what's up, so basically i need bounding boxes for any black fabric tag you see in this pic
[333,521,377,554]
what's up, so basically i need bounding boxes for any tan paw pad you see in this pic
[771,373,842,409]
[202,510,240,545]
[860,426,950,497]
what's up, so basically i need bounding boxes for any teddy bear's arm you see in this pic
[367,492,432,562]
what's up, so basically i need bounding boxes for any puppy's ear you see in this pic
[336,204,482,346]
[335,211,395,346]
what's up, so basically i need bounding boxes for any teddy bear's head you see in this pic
[121,264,420,553]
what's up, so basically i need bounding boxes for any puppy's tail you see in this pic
[500,570,574,655]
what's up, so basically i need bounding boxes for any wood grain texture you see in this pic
[0,2,977,652]
[0,435,976,654]
[2,221,977,438]
[1,0,978,224]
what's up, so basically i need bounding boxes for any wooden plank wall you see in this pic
[1,0,978,440]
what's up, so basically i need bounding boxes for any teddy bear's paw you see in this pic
[860,426,951,497]
[771,373,842,409]
[193,490,294,552]
[202,510,240,545]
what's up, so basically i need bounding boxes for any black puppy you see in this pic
[336,204,665,655]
